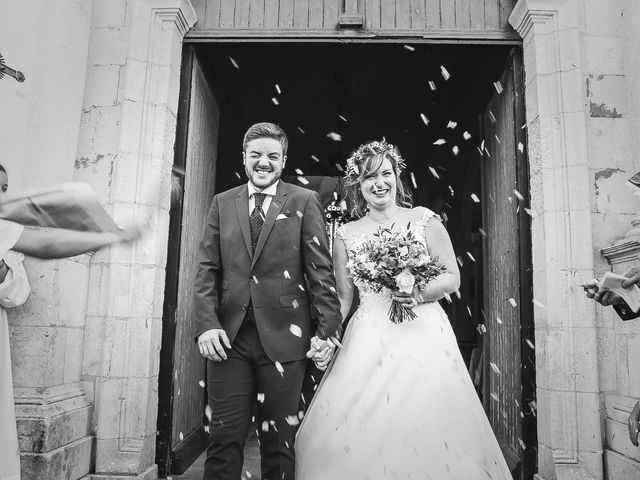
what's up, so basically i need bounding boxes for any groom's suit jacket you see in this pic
[194,180,342,363]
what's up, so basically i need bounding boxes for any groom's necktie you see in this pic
[250,193,267,250]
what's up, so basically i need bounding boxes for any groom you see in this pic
[194,122,342,479]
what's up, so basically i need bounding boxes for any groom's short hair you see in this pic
[243,122,288,156]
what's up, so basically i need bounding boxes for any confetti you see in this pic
[428,81,437,91]
[327,132,342,141]
[410,172,417,189]
[335,163,344,172]
[466,306,472,316]
[489,111,496,123]
[297,126,306,134]
[428,166,440,179]
[513,189,524,201]
[311,154,320,162]
[257,393,265,403]
[283,270,291,279]
[493,81,503,94]
[295,168,304,175]
[339,114,348,122]
[420,113,429,125]
[297,176,309,185]
[235,172,242,179]
[466,252,476,262]
[518,142,524,153]
[456,256,464,267]
[490,363,502,374]
[433,139,446,146]
[205,404,213,421]
[298,284,305,291]
[496,316,503,324]
[477,324,487,334]
[508,298,518,307]
[480,139,485,151]
[229,57,240,69]
[296,210,304,218]
[518,438,527,450]
[275,84,281,94]
[292,299,299,309]
[198,380,205,388]
[478,228,487,237]
[446,121,457,129]
[261,421,269,432]
[454,290,462,300]
[271,97,279,105]
[448,185,454,196]
[289,324,302,337]
[525,339,535,349]
[252,275,259,284]
[524,207,534,217]
[463,131,472,140]
[440,65,450,80]
[275,361,284,376]
[494,134,501,144]
[490,393,500,402]
[470,193,480,203]
[532,299,545,308]
[312,236,320,245]
[285,415,300,426]
[403,44,415,52]
[452,146,459,156]
[179,431,184,441]
[204,425,209,433]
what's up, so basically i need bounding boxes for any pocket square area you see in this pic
[276,213,289,220]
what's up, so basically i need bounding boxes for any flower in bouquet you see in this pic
[347,225,446,323]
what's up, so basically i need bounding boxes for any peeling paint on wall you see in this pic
[590,102,623,118]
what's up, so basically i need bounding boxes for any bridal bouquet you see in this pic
[346,225,446,323]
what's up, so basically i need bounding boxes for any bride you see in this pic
[295,140,512,479]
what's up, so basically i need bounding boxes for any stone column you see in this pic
[73,1,196,479]
[510,1,603,479]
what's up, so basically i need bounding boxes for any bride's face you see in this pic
[360,156,397,211]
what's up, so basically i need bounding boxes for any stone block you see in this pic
[87,27,127,66]
[576,391,603,451]
[20,435,93,480]
[597,327,617,392]
[593,167,638,215]
[91,0,127,28]
[615,332,630,395]
[628,333,640,397]
[75,153,117,205]
[587,74,627,119]
[94,431,156,475]
[582,35,625,75]
[584,0,623,36]
[84,464,158,480]
[117,58,148,104]
[77,105,123,158]
[84,64,121,107]
[10,326,65,388]
[604,448,640,479]
[64,327,85,383]
[586,117,632,170]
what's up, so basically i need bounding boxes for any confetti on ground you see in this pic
[428,166,440,179]
[525,339,535,349]
[313,236,320,245]
[339,114,348,122]
[470,193,480,203]
[420,113,429,125]
[297,176,309,185]
[490,363,502,374]
[403,44,415,51]
[508,298,518,307]
[440,65,450,80]
[496,316,503,324]
[433,138,446,145]
[428,81,437,90]
[532,299,545,308]
[478,228,487,237]
[271,97,279,105]
[229,57,240,69]
[205,404,213,421]
[297,126,306,134]
[275,84,281,94]
[289,324,302,337]
[198,380,205,388]
[327,132,342,141]
[447,121,457,129]
[283,270,291,279]
[493,81,504,94]
[518,142,524,153]
[275,361,284,376]
[466,252,476,262]
[452,146,459,156]
[513,189,524,201]
[463,131,472,140]
[410,172,417,189]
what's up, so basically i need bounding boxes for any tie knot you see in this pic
[253,193,266,209]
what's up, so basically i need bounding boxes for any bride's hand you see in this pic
[392,290,417,309]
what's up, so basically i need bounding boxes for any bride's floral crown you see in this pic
[345,140,406,180]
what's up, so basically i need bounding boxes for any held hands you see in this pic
[306,336,336,371]
[629,401,640,447]
[198,328,231,362]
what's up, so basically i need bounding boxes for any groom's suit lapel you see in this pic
[251,181,289,270]
[235,186,253,259]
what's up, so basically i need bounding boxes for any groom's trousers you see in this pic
[204,310,306,480]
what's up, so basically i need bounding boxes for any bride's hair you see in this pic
[344,140,412,219]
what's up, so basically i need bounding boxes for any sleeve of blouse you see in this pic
[0,252,31,308]
[0,219,24,259]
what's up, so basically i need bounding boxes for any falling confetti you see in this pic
[433,139,446,146]
[261,421,269,432]
[456,255,464,267]
[229,57,240,69]
[295,168,304,175]
[410,172,417,189]
[339,114,348,122]
[452,146,459,156]
[292,299,299,309]
[518,438,527,450]
[513,189,524,201]
[428,166,439,179]
[289,324,302,337]
[489,111,496,123]
[205,404,213,421]
[525,339,535,349]
[275,361,284,376]
[524,207,534,217]
[275,84,281,94]
[285,415,300,426]
[494,134,501,144]
[312,236,320,245]
[198,380,205,388]
[296,210,304,218]
[298,284,305,291]
[463,131,472,140]
[257,393,265,403]
[518,142,524,153]
[490,393,500,402]
[297,176,309,185]
[478,228,487,237]
[532,299,545,308]
[466,252,476,262]
[428,81,437,91]
[235,172,242,179]
[252,275,259,284]
[446,121,457,129]
[271,97,279,105]
[440,65,450,80]
[493,81,504,94]
[403,45,415,52]
[477,324,487,334]
[327,132,342,141]
[311,154,320,162]
[466,306,472,316]
[470,193,480,203]
[297,126,306,134]
[283,270,291,279]
[496,316,503,324]
[179,431,184,441]
[490,363,502,374]
[448,185,454,196]
[508,298,518,307]
[420,113,429,125]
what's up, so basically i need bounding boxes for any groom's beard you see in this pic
[246,167,282,190]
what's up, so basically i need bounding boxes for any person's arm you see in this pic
[414,216,461,303]
[332,233,354,322]
[12,223,144,259]
[300,192,342,341]
[629,400,640,446]
[0,259,9,283]
[0,255,30,308]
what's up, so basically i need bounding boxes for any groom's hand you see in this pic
[198,328,231,362]
[306,336,336,370]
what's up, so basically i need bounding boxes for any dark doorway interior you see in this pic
[158,42,536,479]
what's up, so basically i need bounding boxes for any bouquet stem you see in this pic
[388,299,418,324]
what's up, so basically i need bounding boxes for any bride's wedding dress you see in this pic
[295,210,512,479]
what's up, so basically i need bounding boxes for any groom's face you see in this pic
[243,137,287,190]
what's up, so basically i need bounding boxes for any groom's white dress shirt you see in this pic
[247,180,279,215]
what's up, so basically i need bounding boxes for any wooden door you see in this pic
[480,49,536,479]
[157,47,221,476]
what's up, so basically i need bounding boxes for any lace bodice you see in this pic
[336,208,441,302]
